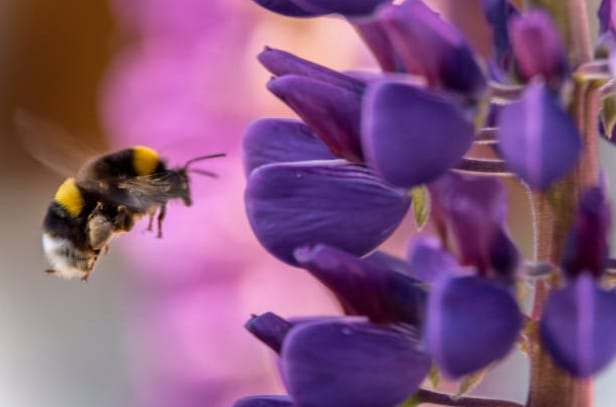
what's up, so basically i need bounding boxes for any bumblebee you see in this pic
[42,146,224,281]
[16,111,224,281]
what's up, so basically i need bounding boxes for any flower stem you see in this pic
[414,389,522,407]
[525,60,600,407]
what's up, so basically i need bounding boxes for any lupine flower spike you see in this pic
[240,0,616,406]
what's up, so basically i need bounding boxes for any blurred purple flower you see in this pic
[599,0,616,35]
[425,274,522,377]
[377,0,487,96]
[509,10,568,87]
[541,274,616,378]
[562,186,611,278]
[252,0,392,17]
[498,81,582,190]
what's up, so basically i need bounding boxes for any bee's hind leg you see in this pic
[156,204,166,238]
[147,212,154,232]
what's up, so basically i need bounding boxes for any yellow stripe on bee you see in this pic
[132,146,160,176]
[54,178,84,217]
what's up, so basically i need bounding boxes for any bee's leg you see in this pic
[81,272,90,282]
[45,269,55,275]
[156,204,166,238]
[147,212,154,232]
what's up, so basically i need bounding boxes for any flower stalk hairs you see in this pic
[237,0,616,406]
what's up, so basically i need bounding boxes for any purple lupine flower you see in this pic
[376,0,487,96]
[252,0,392,17]
[239,0,616,405]
[478,0,519,70]
[562,186,611,278]
[509,10,569,88]
[295,244,427,325]
[540,274,616,378]
[362,80,475,188]
[244,314,431,407]
[498,81,582,190]
[599,0,615,35]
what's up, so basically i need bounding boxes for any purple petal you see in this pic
[243,118,335,176]
[364,251,411,275]
[362,80,474,188]
[562,186,611,278]
[281,319,431,407]
[377,0,486,95]
[498,82,582,190]
[294,244,426,325]
[425,275,523,378]
[251,0,328,17]
[259,48,365,93]
[245,312,294,354]
[540,274,616,377]
[599,0,614,35]
[353,20,401,72]
[245,161,411,265]
[479,0,518,68]
[234,395,296,407]
[509,10,568,87]
[407,236,460,283]
[488,228,520,281]
[292,0,392,17]
[429,173,510,275]
[268,75,363,161]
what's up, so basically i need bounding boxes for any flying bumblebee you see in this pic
[16,111,224,281]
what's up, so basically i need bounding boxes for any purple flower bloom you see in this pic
[429,173,518,278]
[242,118,335,176]
[562,186,611,278]
[541,274,616,378]
[425,275,523,378]
[498,82,582,190]
[509,10,568,87]
[478,0,519,69]
[245,161,411,265]
[406,236,461,283]
[281,318,431,407]
[252,0,392,17]
[362,80,475,188]
[234,395,295,407]
[599,0,615,35]
[377,0,487,95]
[295,244,426,325]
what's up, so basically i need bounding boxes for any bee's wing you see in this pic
[113,174,176,210]
[14,109,104,177]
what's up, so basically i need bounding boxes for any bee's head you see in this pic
[172,153,226,206]
[42,233,98,280]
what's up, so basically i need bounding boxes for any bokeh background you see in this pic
[0,0,615,406]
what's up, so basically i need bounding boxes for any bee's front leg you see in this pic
[156,204,166,238]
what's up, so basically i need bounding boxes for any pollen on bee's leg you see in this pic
[156,205,166,239]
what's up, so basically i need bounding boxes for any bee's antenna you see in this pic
[184,153,226,168]
[188,168,219,178]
